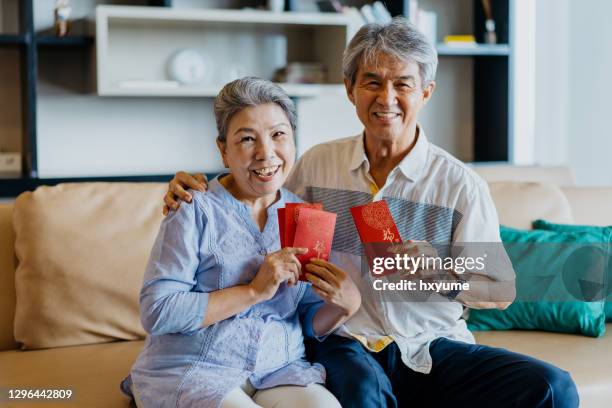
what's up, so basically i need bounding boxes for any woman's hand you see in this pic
[163,172,208,215]
[249,247,309,302]
[305,259,361,317]
[202,247,306,327]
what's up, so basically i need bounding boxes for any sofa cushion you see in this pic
[488,182,573,230]
[472,165,576,186]
[474,325,612,408]
[0,340,143,407]
[0,203,18,351]
[468,226,607,337]
[532,219,612,321]
[12,183,166,349]
[1,331,609,408]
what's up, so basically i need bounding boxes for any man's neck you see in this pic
[365,124,419,189]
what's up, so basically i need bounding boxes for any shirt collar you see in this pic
[396,126,429,182]
[349,131,369,172]
[349,126,430,182]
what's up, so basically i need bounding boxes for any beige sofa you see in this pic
[1,167,611,408]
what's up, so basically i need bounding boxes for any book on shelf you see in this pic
[0,152,21,178]
[443,35,477,47]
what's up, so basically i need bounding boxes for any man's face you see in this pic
[345,53,435,143]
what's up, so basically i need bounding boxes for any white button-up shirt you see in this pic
[285,128,514,373]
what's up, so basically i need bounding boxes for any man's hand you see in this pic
[249,248,309,302]
[387,240,442,281]
[163,172,208,215]
[305,259,361,316]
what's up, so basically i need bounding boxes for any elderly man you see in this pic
[165,18,578,408]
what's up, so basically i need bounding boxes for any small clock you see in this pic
[167,49,209,85]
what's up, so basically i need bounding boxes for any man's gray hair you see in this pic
[214,77,297,142]
[342,17,438,89]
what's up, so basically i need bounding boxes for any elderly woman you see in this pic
[121,77,360,408]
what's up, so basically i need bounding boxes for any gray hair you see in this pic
[214,77,297,142]
[342,17,438,89]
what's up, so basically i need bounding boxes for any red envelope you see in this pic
[350,200,401,244]
[277,208,286,247]
[292,208,337,280]
[350,200,402,276]
[284,202,323,247]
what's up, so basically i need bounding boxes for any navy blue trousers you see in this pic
[306,335,579,408]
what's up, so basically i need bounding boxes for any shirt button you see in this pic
[259,248,267,255]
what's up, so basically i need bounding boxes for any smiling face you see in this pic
[217,103,295,201]
[345,52,435,144]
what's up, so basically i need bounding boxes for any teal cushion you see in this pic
[467,225,607,337]
[532,219,612,321]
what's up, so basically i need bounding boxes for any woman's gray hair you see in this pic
[342,17,438,89]
[214,77,297,142]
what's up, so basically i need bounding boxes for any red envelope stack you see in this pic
[350,200,402,276]
[277,203,336,280]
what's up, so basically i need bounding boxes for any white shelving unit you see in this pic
[96,82,345,98]
[95,6,354,97]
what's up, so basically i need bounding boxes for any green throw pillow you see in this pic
[467,225,607,337]
[532,219,612,321]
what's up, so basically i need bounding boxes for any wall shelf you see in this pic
[0,175,167,198]
[98,6,354,26]
[100,82,344,98]
[437,43,510,57]
[0,173,221,198]
[36,35,94,47]
[95,6,354,97]
[0,34,27,45]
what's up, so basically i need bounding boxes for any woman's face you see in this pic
[217,103,295,200]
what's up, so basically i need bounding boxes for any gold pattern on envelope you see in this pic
[362,202,394,230]
[304,213,327,238]
[293,204,320,223]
